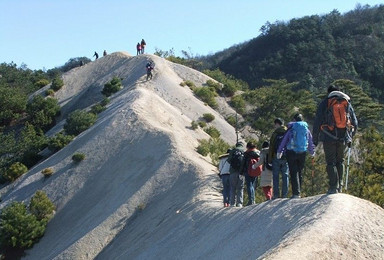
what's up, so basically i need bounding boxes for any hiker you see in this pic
[136,43,142,55]
[268,118,289,199]
[141,39,146,54]
[93,51,99,60]
[241,142,260,206]
[103,50,107,56]
[312,85,358,194]
[277,113,315,198]
[218,150,231,207]
[227,142,245,207]
[252,141,273,200]
[146,62,154,80]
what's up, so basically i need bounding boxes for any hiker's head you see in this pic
[274,118,284,127]
[246,142,256,149]
[262,141,269,148]
[328,84,339,94]
[235,142,244,148]
[293,113,303,122]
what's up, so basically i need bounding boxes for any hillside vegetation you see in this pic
[210,5,384,102]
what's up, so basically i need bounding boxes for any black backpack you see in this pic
[228,149,244,172]
[274,133,285,156]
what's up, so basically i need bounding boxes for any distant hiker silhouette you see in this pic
[103,50,107,56]
[146,62,154,80]
[141,39,146,54]
[312,85,358,194]
[136,43,142,55]
[93,51,99,60]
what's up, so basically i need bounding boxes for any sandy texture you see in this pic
[1,52,383,260]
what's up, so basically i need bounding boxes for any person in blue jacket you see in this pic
[277,113,315,198]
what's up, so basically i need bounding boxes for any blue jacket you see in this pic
[277,121,315,156]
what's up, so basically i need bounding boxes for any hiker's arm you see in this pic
[268,133,276,163]
[307,130,315,156]
[277,131,290,154]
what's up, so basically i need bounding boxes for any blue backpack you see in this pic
[287,122,308,152]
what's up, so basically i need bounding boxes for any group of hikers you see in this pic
[137,39,146,55]
[218,85,358,207]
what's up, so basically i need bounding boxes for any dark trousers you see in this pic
[323,141,346,191]
[286,150,306,196]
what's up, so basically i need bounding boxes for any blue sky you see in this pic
[1,0,383,70]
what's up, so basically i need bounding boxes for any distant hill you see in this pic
[206,4,384,101]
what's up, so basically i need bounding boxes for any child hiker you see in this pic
[252,141,273,200]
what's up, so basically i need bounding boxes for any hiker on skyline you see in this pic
[103,50,107,56]
[312,85,358,194]
[93,51,99,60]
[241,142,260,206]
[218,151,231,207]
[268,118,289,199]
[227,142,245,207]
[136,43,142,55]
[146,61,154,80]
[141,39,146,54]
[277,113,315,199]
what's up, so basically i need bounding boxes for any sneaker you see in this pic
[327,189,338,194]
[230,204,235,207]
[291,195,301,199]
[236,204,243,207]
[224,203,230,207]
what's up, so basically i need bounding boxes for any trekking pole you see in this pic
[311,157,315,195]
[345,146,352,191]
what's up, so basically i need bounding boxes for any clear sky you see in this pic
[1,0,383,70]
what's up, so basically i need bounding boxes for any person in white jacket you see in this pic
[252,141,273,200]
[218,150,231,207]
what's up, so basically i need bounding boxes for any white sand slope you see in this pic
[0,52,383,260]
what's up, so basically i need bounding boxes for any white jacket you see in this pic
[218,155,230,175]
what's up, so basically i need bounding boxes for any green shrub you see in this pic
[50,77,64,91]
[204,126,221,138]
[184,80,195,88]
[0,86,28,126]
[191,120,198,130]
[193,87,218,108]
[180,82,186,87]
[90,104,106,114]
[102,77,122,97]
[26,95,60,131]
[230,95,246,114]
[2,162,28,182]
[41,168,54,177]
[197,137,230,165]
[206,80,222,91]
[203,113,215,122]
[72,152,86,163]
[29,190,55,222]
[48,133,74,152]
[45,89,55,97]
[196,139,210,156]
[198,121,207,128]
[226,115,237,127]
[0,202,45,249]
[100,97,110,107]
[34,79,50,88]
[64,110,97,136]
